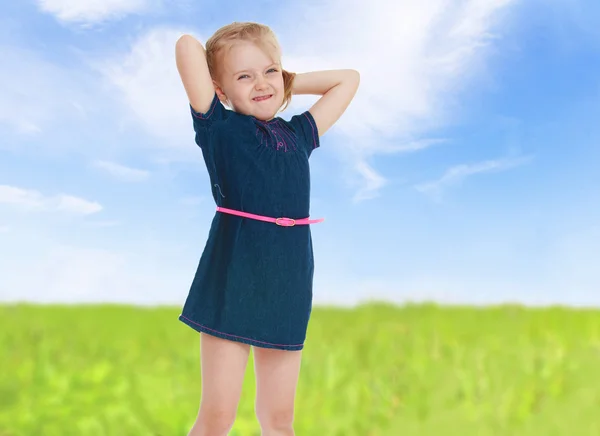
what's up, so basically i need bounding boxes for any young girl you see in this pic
[175,22,359,436]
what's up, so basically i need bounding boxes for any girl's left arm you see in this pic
[292,69,360,136]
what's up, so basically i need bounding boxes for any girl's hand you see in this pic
[292,69,360,136]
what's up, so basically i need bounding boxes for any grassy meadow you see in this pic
[1,303,600,435]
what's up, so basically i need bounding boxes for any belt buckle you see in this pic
[276,217,296,227]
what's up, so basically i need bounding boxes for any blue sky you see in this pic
[1,0,599,307]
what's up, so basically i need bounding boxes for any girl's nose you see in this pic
[255,77,268,89]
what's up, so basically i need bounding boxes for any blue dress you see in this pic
[178,93,320,351]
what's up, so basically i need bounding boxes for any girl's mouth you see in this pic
[253,95,272,102]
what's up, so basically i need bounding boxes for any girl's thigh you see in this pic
[199,333,251,410]
[253,347,303,414]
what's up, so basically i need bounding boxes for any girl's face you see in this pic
[215,41,285,121]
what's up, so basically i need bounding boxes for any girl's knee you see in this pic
[192,407,237,436]
[256,407,295,432]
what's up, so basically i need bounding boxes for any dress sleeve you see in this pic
[189,93,231,149]
[289,110,320,157]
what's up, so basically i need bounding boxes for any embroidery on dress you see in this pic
[254,119,298,152]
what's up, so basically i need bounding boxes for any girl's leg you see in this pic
[188,333,251,436]
[253,347,303,436]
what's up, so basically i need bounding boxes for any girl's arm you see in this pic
[175,34,215,114]
[292,69,360,136]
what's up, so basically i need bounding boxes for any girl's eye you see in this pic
[238,74,249,80]
[267,68,278,73]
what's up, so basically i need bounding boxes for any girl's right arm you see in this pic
[175,34,215,114]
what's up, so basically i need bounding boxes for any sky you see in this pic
[1,0,599,307]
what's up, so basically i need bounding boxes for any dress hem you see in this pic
[178,314,304,351]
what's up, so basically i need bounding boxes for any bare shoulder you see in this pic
[175,34,215,114]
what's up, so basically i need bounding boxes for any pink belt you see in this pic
[216,206,324,227]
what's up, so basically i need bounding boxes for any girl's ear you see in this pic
[213,80,228,105]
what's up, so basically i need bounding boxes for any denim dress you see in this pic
[178,93,320,351]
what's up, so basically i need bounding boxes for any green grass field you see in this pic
[2,303,600,435]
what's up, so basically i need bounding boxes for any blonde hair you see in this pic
[205,22,295,112]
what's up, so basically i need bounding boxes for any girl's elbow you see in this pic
[177,34,195,44]
[345,69,360,87]
[347,69,360,91]
[176,34,189,49]
[176,34,203,52]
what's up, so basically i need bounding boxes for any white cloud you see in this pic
[352,160,388,202]
[278,0,518,198]
[0,185,44,208]
[93,160,150,182]
[180,196,204,206]
[93,27,195,150]
[0,45,89,141]
[1,245,127,302]
[0,42,175,158]
[55,195,103,215]
[36,0,154,25]
[0,243,192,305]
[415,155,533,199]
[380,139,448,155]
[280,0,516,143]
[0,185,102,215]
[84,220,121,228]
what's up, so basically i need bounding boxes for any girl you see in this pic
[175,21,359,436]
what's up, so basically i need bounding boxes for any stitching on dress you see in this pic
[214,184,225,198]
[180,315,303,348]
[191,94,218,120]
[303,112,318,149]
[254,120,298,152]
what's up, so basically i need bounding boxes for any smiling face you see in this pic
[214,40,285,121]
